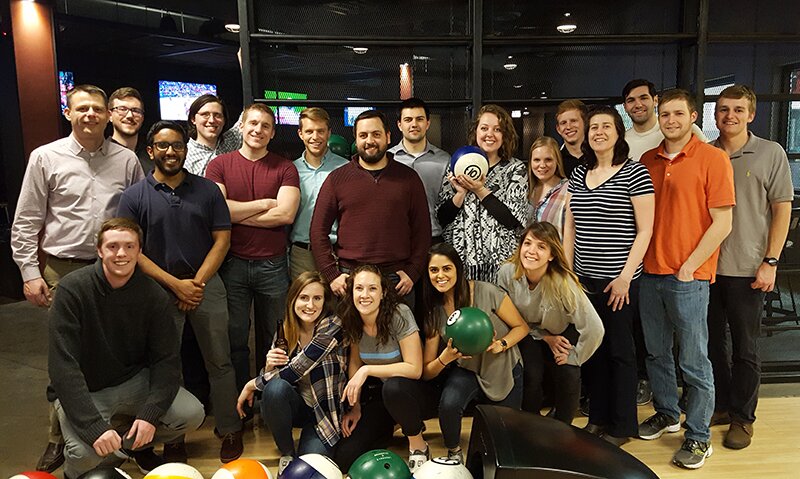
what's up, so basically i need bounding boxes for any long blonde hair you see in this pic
[282,271,334,354]
[528,136,566,199]
[510,222,581,313]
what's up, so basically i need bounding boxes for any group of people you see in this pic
[10,75,791,477]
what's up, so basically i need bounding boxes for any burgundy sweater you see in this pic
[310,156,431,282]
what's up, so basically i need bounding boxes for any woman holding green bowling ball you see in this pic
[497,222,604,425]
[419,242,529,463]
[334,265,424,471]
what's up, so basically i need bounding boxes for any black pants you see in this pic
[519,332,581,424]
[334,377,438,470]
[708,276,764,423]
[580,276,639,437]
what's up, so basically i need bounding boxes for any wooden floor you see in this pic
[110,392,800,479]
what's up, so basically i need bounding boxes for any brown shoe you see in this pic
[723,421,753,449]
[220,430,244,463]
[163,441,189,463]
[710,411,731,427]
[36,442,65,472]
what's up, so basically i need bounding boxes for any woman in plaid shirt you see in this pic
[237,271,347,474]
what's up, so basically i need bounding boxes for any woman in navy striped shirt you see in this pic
[563,106,655,446]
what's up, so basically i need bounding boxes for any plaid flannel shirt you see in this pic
[185,114,243,176]
[255,314,348,447]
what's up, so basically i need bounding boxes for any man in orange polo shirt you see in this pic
[636,89,735,469]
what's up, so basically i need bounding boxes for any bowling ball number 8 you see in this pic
[446,310,461,326]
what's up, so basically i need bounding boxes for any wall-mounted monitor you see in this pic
[264,89,307,126]
[159,80,217,121]
[59,71,74,112]
[344,106,374,127]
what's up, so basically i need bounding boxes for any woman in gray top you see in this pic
[497,222,604,425]
[420,243,529,464]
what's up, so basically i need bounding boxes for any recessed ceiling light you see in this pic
[513,84,523,89]
[504,56,517,70]
[557,13,577,34]
[225,23,240,33]
[352,47,369,54]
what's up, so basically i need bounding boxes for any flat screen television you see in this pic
[344,106,374,127]
[59,71,74,112]
[264,89,307,126]
[158,80,217,121]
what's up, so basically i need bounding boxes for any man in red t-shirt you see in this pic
[206,104,300,429]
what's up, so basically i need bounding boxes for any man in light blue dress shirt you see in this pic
[290,108,348,278]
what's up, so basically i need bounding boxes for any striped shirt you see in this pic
[568,160,654,279]
[358,304,419,367]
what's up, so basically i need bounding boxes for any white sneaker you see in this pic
[408,445,430,473]
[278,455,293,475]
[447,447,464,465]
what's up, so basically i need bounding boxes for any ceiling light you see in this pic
[503,55,517,71]
[225,23,240,33]
[513,84,523,89]
[352,47,369,55]
[557,13,577,34]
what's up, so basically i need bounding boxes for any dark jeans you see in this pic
[219,254,289,393]
[708,276,765,423]
[439,363,523,449]
[334,378,395,471]
[580,276,639,437]
[518,333,581,424]
[260,377,332,457]
[632,300,650,380]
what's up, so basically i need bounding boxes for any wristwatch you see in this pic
[763,257,778,267]
[499,338,508,351]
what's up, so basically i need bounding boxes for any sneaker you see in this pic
[408,445,431,473]
[638,412,680,440]
[672,439,713,469]
[723,421,753,449]
[447,447,464,464]
[220,430,244,463]
[579,397,590,417]
[278,455,294,475]
[118,447,166,474]
[636,379,653,406]
[163,441,188,463]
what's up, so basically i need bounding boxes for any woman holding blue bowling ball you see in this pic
[437,104,529,283]
[419,242,529,463]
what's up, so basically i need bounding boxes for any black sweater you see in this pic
[48,260,179,445]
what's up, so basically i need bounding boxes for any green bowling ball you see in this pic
[328,134,350,158]
[444,307,494,356]
[348,449,410,479]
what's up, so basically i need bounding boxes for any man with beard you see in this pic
[117,121,242,463]
[310,110,430,305]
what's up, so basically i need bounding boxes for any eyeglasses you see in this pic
[196,111,224,120]
[111,106,144,117]
[153,141,186,152]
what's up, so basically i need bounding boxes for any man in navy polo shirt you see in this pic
[117,121,243,463]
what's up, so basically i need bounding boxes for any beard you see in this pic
[357,142,389,164]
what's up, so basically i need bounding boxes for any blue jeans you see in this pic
[219,255,289,392]
[439,363,523,449]
[260,378,331,457]
[639,274,714,442]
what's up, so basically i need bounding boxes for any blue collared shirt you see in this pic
[388,140,450,237]
[291,150,348,244]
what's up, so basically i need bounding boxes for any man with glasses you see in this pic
[108,87,149,172]
[11,84,144,473]
[118,121,242,463]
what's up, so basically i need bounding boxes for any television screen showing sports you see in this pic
[264,89,307,126]
[59,71,74,113]
[159,80,217,121]
[344,106,374,127]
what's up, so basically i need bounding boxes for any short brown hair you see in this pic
[299,107,331,129]
[66,84,108,108]
[96,218,143,249]
[109,87,143,106]
[243,103,276,125]
[659,88,697,113]
[718,85,757,114]
[556,99,588,122]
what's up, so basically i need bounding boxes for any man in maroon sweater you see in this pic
[310,110,430,304]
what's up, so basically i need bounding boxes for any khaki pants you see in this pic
[289,244,318,280]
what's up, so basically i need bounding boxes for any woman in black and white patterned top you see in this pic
[437,104,528,283]
[563,105,654,446]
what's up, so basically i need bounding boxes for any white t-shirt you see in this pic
[625,122,707,161]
